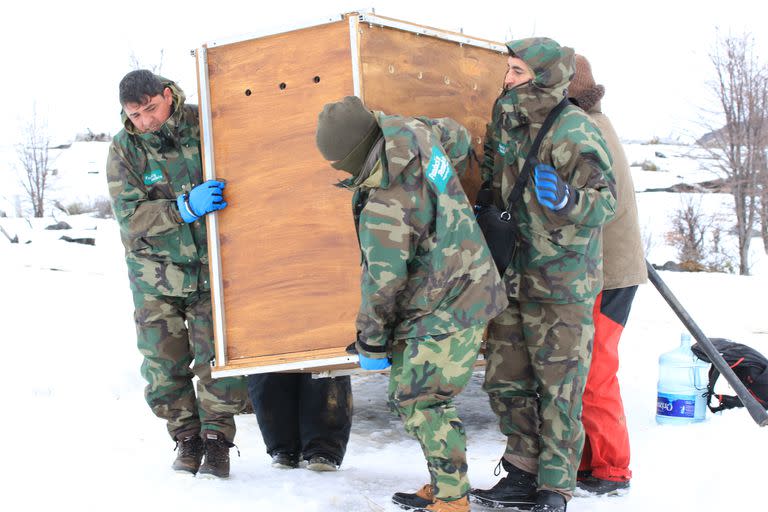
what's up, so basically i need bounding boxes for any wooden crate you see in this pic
[196,11,506,377]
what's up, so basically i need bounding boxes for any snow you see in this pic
[3,142,767,511]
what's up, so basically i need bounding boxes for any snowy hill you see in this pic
[2,140,767,511]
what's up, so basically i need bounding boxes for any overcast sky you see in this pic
[0,0,764,147]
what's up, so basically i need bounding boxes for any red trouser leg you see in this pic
[579,287,637,482]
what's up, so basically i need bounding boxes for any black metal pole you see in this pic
[646,261,768,426]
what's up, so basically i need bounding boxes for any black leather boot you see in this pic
[531,490,567,512]
[469,459,537,509]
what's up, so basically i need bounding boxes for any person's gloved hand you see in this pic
[176,180,228,223]
[358,353,391,371]
[533,164,570,211]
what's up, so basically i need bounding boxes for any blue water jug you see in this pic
[656,333,710,424]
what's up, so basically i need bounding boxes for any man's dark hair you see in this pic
[119,69,165,106]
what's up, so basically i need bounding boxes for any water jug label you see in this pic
[657,392,696,418]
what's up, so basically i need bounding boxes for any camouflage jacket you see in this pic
[342,113,508,358]
[107,80,209,298]
[481,38,616,303]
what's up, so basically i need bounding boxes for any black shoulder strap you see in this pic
[503,97,570,211]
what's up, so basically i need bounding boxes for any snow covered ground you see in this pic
[2,142,767,511]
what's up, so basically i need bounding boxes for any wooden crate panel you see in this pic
[205,20,360,362]
[358,22,507,202]
[202,14,507,374]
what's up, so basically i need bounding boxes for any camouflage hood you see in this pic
[375,111,470,186]
[337,111,471,191]
[120,77,187,136]
[502,37,574,125]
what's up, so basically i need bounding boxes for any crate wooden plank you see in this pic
[358,21,507,202]
[204,19,361,366]
[212,347,358,377]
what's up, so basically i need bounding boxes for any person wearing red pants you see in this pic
[568,54,647,495]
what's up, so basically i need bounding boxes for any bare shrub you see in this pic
[93,198,114,219]
[667,195,734,272]
[61,198,114,218]
[641,225,655,257]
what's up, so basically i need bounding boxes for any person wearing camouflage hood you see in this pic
[106,70,246,479]
[470,39,616,512]
[316,96,508,512]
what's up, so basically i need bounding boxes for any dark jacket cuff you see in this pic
[356,337,388,358]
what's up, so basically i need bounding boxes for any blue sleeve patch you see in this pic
[425,145,453,193]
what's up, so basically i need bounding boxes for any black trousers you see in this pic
[246,373,353,463]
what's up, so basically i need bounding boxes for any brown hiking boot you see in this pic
[171,434,204,475]
[426,496,470,512]
[198,431,235,479]
[392,484,434,509]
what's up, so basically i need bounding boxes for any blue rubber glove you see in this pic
[176,180,228,223]
[358,353,392,371]
[533,163,570,211]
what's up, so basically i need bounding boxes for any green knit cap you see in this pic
[316,96,381,176]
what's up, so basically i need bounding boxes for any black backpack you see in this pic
[692,338,768,413]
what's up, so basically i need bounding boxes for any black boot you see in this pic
[469,459,537,509]
[305,453,340,472]
[531,490,566,512]
[198,431,236,479]
[171,434,204,475]
[576,475,629,496]
[271,452,299,469]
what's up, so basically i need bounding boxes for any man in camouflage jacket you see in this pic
[316,96,508,512]
[106,70,245,478]
[470,39,616,512]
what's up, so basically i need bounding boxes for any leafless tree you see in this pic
[128,49,165,74]
[699,31,768,275]
[16,107,52,218]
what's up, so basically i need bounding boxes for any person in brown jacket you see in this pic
[568,54,647,496]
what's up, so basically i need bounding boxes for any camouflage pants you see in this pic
[483,300,594,494]
[388,325,483,501]
[132,290,246,442]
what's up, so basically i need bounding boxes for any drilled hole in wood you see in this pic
[244,89,252,96]
[313,76,321,83]
[279,82,287,90]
